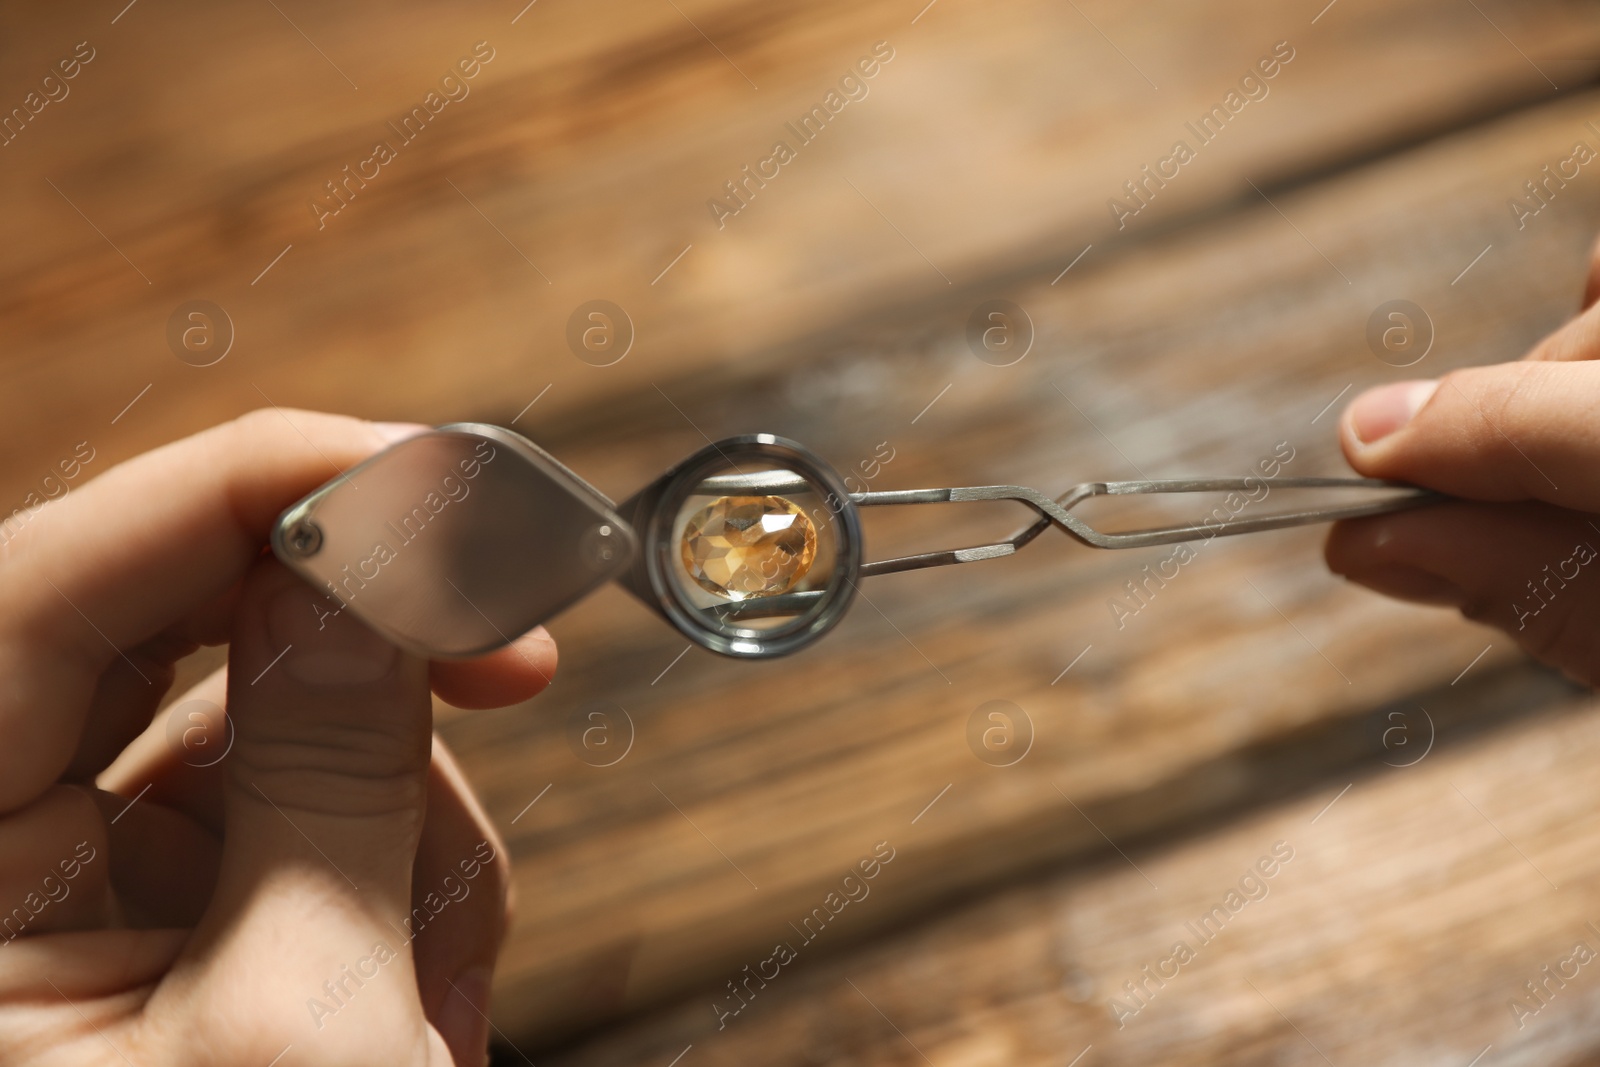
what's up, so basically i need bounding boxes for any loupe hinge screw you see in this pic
[581,522,621,567]
[283,518,323,558]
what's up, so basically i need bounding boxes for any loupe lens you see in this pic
[638,436,860,657]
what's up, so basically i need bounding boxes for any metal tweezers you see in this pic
[706,470,1435,572]
[854,477,1438,576]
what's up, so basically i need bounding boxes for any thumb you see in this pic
[1338,360,1600,512]
[167,557,449,1064]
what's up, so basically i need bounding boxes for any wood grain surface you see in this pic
[3,0,1600,1059]
[543,693,1600,1067]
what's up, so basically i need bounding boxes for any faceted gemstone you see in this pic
[680,494,817,599]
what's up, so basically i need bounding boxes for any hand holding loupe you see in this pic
[270,424,1438,659]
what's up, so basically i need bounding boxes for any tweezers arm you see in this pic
[1048,477,1440,549]
[852,477,1440,575]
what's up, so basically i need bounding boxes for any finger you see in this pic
[1526,286,1600,362]
[0,928,186,999]
[1584,230,1600,311]
[0,786,111,940]
[0,410,428,814]
[60,629,196,783]
[173,557,441,1063]
[108,690,510,1057]
[100,631,557,842]
[87,786,220,929]
[412,740,510,1067]
[63,584,247,784]
[1338,360,1600,510]
[429,627,557,710]
[1327,501,1600,683]
[98,663,230,837]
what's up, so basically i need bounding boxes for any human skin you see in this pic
[0,411,557,1066]
[1328,233,1600,686]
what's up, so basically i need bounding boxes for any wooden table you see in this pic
[4,1,1600,1062]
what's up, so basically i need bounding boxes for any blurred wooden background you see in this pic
[6,0,1600,1062]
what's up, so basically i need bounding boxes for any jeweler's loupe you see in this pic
[270,425,859,659]
[270,423,1438,660]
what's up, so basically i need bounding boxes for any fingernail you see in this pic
[438,966,493,1067]
[371,421,431,445]
[1348,380,1438,445]
[267,584,398,685]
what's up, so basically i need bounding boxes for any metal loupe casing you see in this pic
[270,425,861,660]
[270,422,637,659]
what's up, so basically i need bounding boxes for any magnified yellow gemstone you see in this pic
[680,495,818,599]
